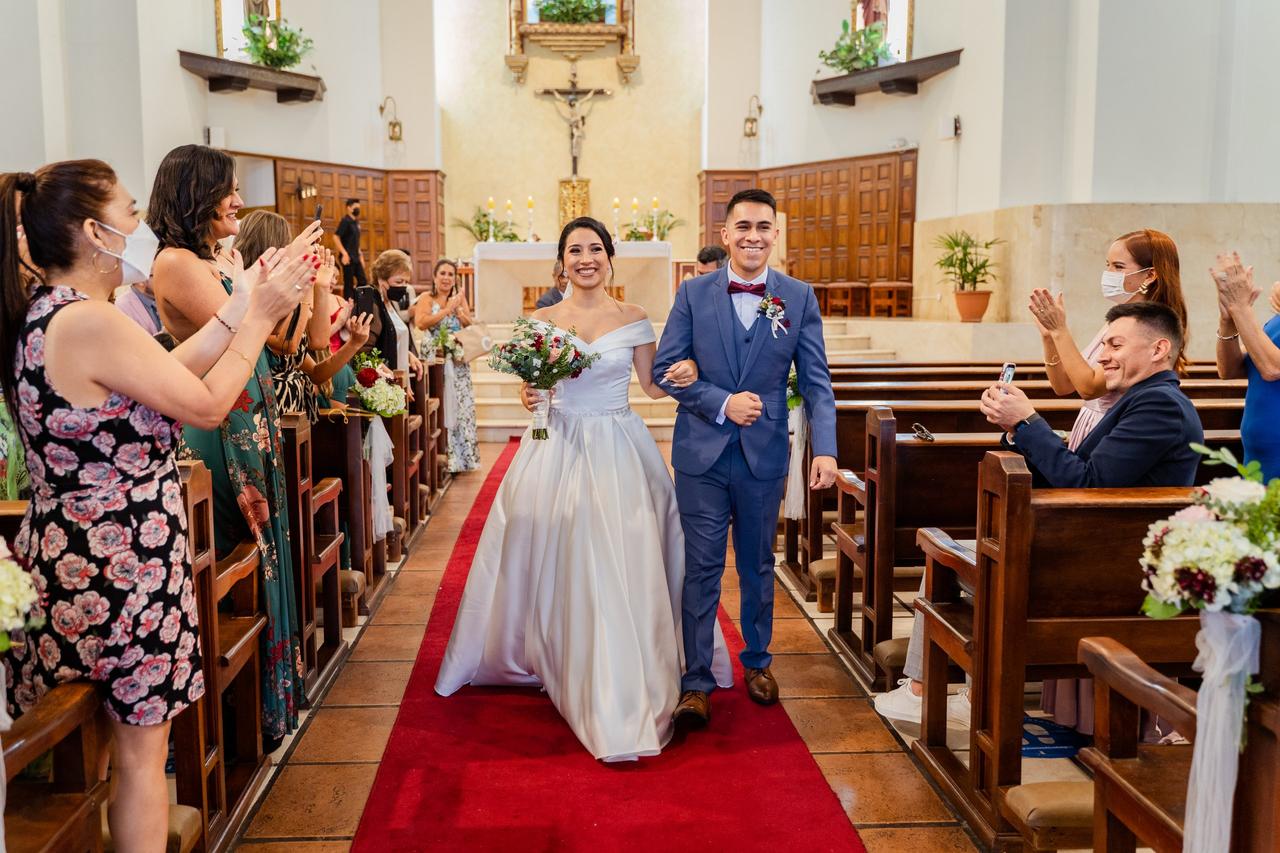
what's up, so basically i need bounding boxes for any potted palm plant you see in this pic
[934,230,1002,323]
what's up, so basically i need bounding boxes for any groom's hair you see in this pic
[725,188,776,221]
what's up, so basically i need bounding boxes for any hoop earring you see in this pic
[92,250,120,275]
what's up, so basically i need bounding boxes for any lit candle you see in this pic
[631,197,638,229]
[486,197,495,241]
[505,199,512,211]
[526,196,534,242]
[527,195,535,209]
[631,197,639,212]
[651,196,659,209]
[651,197,659,241]
[612,197,620,210]
[611,198,621,241]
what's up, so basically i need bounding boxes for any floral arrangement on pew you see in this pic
[1138,444,1280,853]
[0,538,40,654]
[350,349,408,418]
[487,318,600,439]
[432,324,464,363]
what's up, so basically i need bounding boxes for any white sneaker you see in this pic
[947,687,972,725]
[874,679,922,724]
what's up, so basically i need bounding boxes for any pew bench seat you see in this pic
[102,804,202,853]
[999,781,1094,852]
[338,569,367,627]
[7,784,101,853]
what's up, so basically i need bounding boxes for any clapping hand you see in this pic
[233,246,283,303]
[1028,288,1067,335]
[1211,251,1259,316]
[1270,281,1280,315]
[250,253,318,321]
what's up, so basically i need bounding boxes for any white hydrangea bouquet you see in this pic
[1139,444,1280,853]
[351,349,408,418]
[0,537,40,654]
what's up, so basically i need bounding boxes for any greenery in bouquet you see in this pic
[0,537,42,653]
[349,349,408,417]
[433,324,463,362]
[242,14,314,70]
[453,208,521,243]
[1140,445,1280,619]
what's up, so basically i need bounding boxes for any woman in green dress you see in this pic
[147,144,320,748]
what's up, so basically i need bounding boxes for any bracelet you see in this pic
[213,312,237,334]
[1217,330,1240,341]
[225,347,254,369]
[1044,357,1061,366]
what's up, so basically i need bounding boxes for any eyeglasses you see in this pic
[911,423,935,442]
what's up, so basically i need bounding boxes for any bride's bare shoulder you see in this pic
[615,302,648,323]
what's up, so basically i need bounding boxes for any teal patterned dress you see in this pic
[181,274,303,745]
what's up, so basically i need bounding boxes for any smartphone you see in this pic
[999,362,1016,394]
[313,203,323,222]
[353,285,380,319]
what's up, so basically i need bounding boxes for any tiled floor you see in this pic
[231,443,991,852]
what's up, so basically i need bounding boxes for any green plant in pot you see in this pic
[242,14,314,70]
[452,207,522,243]
[818,19,893,75]
[934,230,1003,322]
[535,0,607,24]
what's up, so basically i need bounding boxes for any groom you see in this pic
[654,189,837,725]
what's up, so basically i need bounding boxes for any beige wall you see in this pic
[912,204,1280,361]
[435,0,705,260]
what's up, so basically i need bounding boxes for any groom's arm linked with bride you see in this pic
[653,226,837,725]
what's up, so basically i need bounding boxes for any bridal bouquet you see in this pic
[0,538,41,653]
[487,318,600,439]
[1138,444,1280,853]
[351,349,408,418]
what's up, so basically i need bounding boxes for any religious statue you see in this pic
[536,65,612,179]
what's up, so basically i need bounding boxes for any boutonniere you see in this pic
[758,292,790,338]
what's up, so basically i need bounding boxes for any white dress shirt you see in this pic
[715,266,769,424]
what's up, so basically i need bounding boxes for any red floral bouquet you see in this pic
[488,318,600,439]
[350,350,407,418]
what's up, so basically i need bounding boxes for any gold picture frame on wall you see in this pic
[215,0,283,57]
[853,0,913,61]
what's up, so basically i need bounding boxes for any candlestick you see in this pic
[505,199,513,235]
[486,196,495,242]
[651,197,659,241]
[487,196,495,211]
[527,195,535,209]
[612,199,620,242]
[526,197,534,242]
[631,197,638,231]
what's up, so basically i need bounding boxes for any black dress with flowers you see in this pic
[3,285,203,725]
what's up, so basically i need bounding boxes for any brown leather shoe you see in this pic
[745,667,779,705]
[673,690,711,728]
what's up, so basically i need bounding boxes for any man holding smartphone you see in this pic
[337,198,367,298]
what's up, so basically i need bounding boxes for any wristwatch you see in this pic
[1014,413,1044,434]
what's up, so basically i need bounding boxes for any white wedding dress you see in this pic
[435,318,733,762]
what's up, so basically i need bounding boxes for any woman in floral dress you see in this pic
[414,259,480,472]
[0,161,309,850]
[148,144,319,749]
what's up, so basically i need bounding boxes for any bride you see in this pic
[435,217,733,761]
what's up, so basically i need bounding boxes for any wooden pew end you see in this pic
[809,557,837,613]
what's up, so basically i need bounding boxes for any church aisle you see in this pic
[231,443,980,853]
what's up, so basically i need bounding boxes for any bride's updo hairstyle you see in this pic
[557,216,615,280]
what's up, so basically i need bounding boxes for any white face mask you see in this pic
[95,220,159,286]
[1100,266,1151,303]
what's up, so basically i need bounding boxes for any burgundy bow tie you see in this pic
[727,280,766,296]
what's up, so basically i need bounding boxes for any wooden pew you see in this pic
[832,378,1246,401]
[912,452,1201,850]
[830,408,998,689]
[312,409,387,616]
[1076,613,1280,852]
[828,364,1224,383]
[829,413,1244,691]
[3,684,107,853]
[428,361,453,498]
[175,460,270,852]
[0,500,25,546]
[410,368,440,518]
[280,414,347,705]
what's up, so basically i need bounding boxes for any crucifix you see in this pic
[536,64,612,179]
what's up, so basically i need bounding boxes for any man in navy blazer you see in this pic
[654,189,837,725]
[980,300,1203,489]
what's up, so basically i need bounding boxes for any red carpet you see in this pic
[352,437,865,852]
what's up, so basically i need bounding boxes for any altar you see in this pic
[472,241,674,323]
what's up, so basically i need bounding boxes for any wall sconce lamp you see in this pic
[743,95,763,138]
[296,182,318,200]
[379,96,403,142]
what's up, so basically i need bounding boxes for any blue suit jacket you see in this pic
[1008,370,1204,488]
[654,266,837,480]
